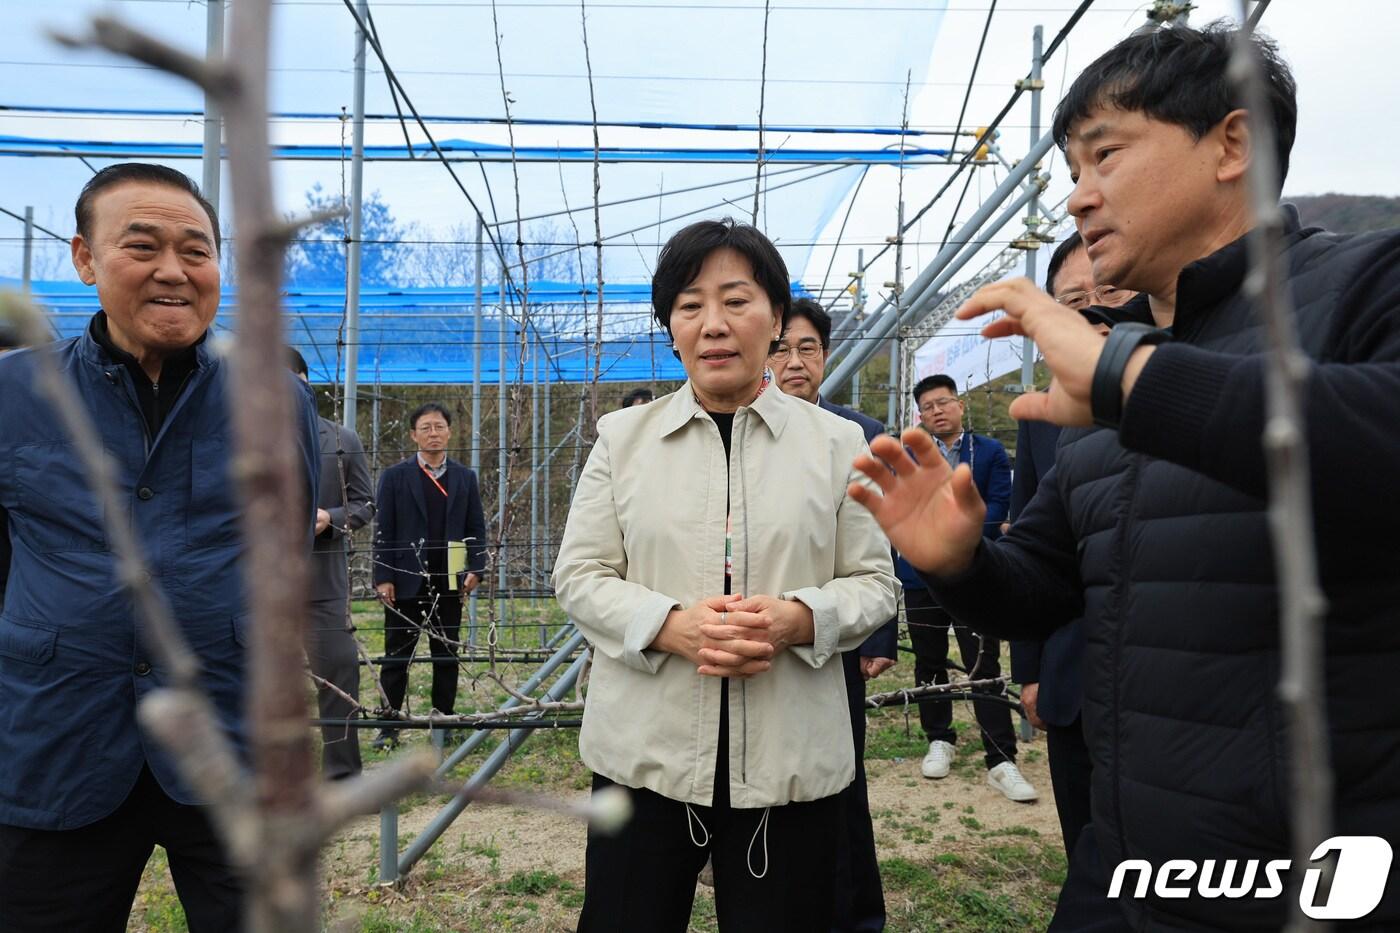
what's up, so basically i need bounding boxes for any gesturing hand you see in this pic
[955,277,1132,426]
[848,429,986,578]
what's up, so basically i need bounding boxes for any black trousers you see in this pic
[904,587,1017,769]
[1048,825,1132,932]
[380,574,462,715]
[306,597,363,779]
[832,651,885,932]
[578,774,841,932]
[0,765,242,933]
[1045,716,1093,858]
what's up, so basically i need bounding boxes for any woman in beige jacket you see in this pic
[553,219,898,932]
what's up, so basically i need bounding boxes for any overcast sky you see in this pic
[1,0,1393,313]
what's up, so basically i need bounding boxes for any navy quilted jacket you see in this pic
[923,213,1400,930]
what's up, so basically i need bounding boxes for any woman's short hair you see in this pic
[651,218,792,336]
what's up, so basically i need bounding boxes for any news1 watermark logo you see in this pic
[1109,836,1393,920]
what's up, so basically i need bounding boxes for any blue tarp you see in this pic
[9,276,834,386]
[0,133,951,165]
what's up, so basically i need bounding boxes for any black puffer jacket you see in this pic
[926,212,1400,931]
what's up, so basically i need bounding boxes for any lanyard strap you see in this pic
[420,463,449,498]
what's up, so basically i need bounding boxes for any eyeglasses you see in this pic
[918,397,961,413]
[769,342,823,362]
[1054,285,1133,311]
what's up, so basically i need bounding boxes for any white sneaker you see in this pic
[921,740,955,779]
[987,761,1039,802]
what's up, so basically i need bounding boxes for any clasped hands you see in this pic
[652,594,814,678]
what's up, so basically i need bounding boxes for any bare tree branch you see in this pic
[1228,9,1333,928]
[50,15,237,97]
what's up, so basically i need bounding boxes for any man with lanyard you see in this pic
[371,402,487,749]
[898,374,1036,803]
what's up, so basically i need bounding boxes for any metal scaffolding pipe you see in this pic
[342,0,369,431]
[20,206,32,295]
[433,626,586,777]
[469,218,484,645]
[1020,26,1045,390]
[823,130,1057,392]
[397,648,591,875]
[200,0,224,212]
[830,180,1044,398]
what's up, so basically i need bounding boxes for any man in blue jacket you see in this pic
[772,297,896,932]
[0,163,319,931]
[900,374,1036,802]
[371,402,487,748]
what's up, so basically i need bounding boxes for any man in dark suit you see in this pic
[371,402,487,749]
[1008,232,1136,855]
[289,349,376,779]
[773,297,895,932]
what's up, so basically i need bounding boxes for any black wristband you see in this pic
[1090,323,1170,430]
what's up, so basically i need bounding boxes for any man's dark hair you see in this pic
[1045,232,1084,297]
[651,218,792,336]
[786,297,832,349]
[409,402,452,429]
[621,387,654,407]
[1051,22,1297,191]
[912,374,958,405]
[286,347,309,378]
[75,163,222,251]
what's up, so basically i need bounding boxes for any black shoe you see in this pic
[371,729,400,751]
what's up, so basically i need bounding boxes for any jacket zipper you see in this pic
[738,410,750,786]
[1107,453,1139,899]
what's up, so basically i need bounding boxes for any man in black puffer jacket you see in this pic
[850,23,1399,932]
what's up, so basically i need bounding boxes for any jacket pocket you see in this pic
[14,443,108,553]
[0,616,58,665]
[185,434,241,549]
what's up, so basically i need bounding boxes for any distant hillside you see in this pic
[1289,193,1400,233]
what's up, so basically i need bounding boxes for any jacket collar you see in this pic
[658,369,789,439]
[78,310,214,372]
[1171,203,1305,338]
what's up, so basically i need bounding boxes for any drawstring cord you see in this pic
[746,807,771,879]
[685,803,711,848]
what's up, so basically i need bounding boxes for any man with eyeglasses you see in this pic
[771,297,896,933]
[371,402,487,750]
[898,374,1037,803]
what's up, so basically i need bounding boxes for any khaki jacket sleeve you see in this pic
[551,426,681,674]
[785,427,900,668]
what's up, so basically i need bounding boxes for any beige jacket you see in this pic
[552,377,898,808]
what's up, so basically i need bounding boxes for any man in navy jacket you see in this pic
[899,374,1036,804]
[773,297,896,932]
[0,164,319,931]
[372,402,487,747]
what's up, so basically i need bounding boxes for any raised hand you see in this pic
[848,428,986,578]
[955,277,1123,426]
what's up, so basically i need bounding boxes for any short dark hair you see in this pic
[286,347,309,378]
[786,297,832,349]
[651,218,791,336]
[75,163,222,250]
[409,402,451,429]
[912,374,958,406]
[621,387,654,407]
[1051,22,1297,191]
[1045,232,1084,297]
